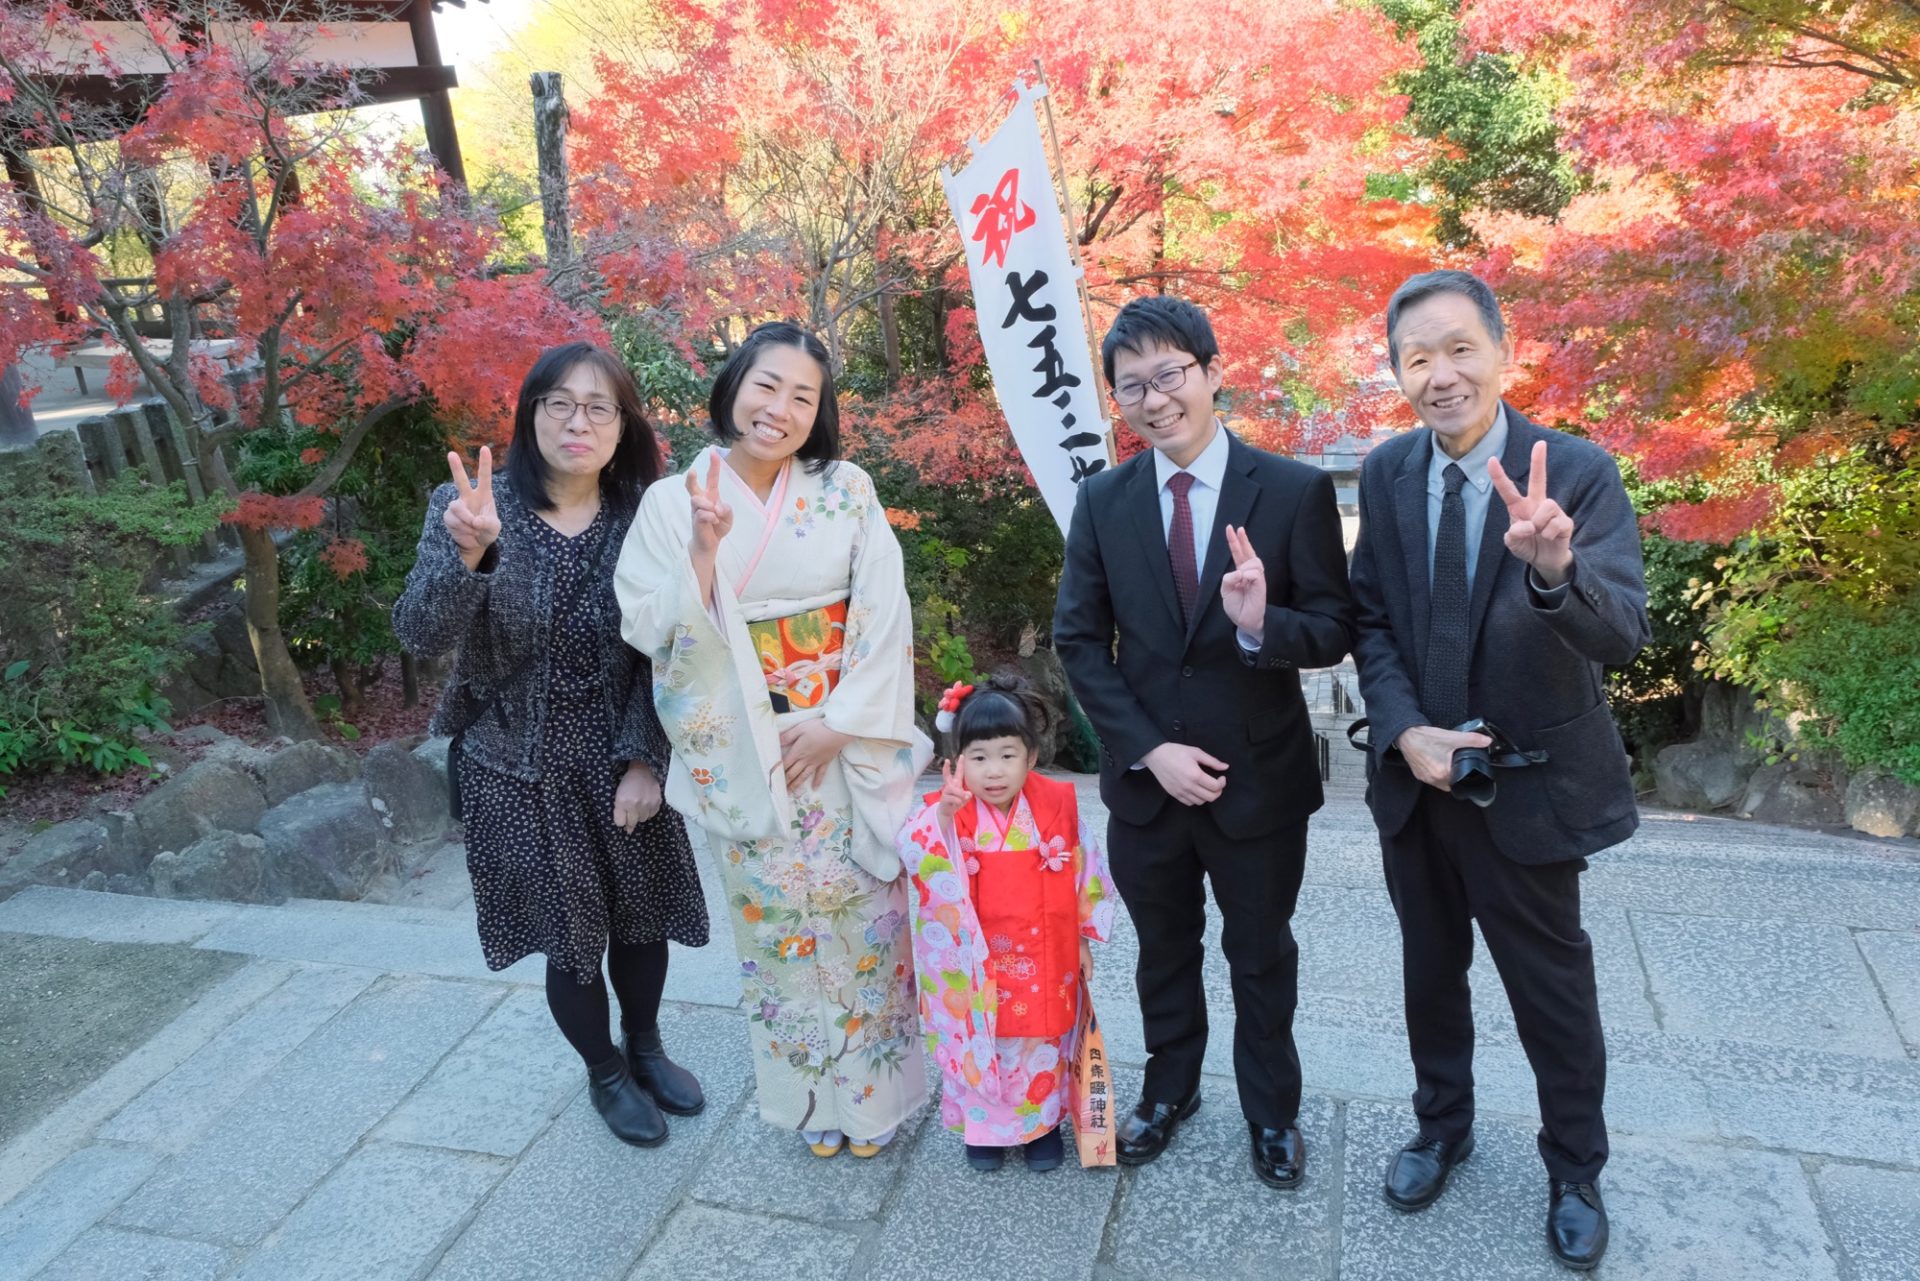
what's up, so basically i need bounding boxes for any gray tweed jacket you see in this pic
[391,478,669,784]
[1349,406,1650,864]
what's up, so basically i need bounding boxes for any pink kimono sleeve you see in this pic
[898,800,1005,1105]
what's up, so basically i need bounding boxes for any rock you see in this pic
[0,818,139,901]
[257,739,360,807]
[139,741,189,779]
[363,741,449,844]
[79,870,107,891]
[1844,768,1920,839]
[99,810,145,863]
[410,736,452,792]
[106,874,148,895]
[171,723,234,747]
[1653,740,1752,811]
[1738,761,1845,827]
[130,760,268,857]
[1015,648,1077,770]
[1698,681,1793,766]
[256,782,391,901]
[150,831,280,904]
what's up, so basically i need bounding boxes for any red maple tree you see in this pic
[564,0,1431,490]
[1459,0,1920,542]
[1,1,597,738]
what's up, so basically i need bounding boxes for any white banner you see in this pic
[941,79,1110,535]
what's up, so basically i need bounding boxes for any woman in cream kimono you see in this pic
[615,322,932,1157]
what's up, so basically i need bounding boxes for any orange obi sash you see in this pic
[750,599,847,712]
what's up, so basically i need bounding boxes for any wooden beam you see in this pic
[3,64,460,143]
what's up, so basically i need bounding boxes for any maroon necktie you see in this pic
[1167,471,1199,624]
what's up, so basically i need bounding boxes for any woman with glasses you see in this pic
[614,322,931,1159]
[393,341,709,1148]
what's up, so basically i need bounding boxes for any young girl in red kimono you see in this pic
[897,674,1116,1172]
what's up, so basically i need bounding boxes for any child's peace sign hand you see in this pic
[936,757,972,824]
[685,451,735,561]
[444,447,500,569]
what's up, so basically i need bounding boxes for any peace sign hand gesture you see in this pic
[686,451,735,606]
[1220,524,1267,642]
[445,447,501,571]
[1488,441,1574,588]
[935,757,972,824]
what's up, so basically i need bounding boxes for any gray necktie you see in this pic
[1423,463,1470,729]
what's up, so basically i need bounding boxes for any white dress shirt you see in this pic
[1151,421,1261,652]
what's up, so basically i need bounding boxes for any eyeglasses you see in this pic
[1112,360,1200,406]
[537,395,620,427]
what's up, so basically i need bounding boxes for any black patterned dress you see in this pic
[460,509,709,981]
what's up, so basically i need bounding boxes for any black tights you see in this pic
[544,938,670,1066]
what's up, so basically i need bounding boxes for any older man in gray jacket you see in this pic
[1348,270,1650,1272]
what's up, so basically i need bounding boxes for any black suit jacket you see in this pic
[1348,406,1650,864]
[1053,431,1355,839]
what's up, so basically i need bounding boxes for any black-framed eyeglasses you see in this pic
[1111,360,1200,406]
[537,395,620,427]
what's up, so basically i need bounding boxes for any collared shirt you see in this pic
[1425,403,1570,603]
[1150,420,1261,652]
[1426,403,1507,595]
[1154,416,1232,570]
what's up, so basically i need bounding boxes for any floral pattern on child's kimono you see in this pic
[900,777,1113,1146]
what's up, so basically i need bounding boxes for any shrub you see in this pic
[0,440,223,788]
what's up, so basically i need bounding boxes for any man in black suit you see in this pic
[1054,296,1354,1189]
[1349,270,1649,1271]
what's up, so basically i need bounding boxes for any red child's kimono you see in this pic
[898,772,1115,1145]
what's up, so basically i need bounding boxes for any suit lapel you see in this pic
[1187,434,1258,649]
[1393,432,1433,678]
[1128,456,1184,636]
[1466,405,1530,650]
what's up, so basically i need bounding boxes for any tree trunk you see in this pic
[401,652,420,708]
[236,524,320,740]
[879,287,902,389]
[531,73,574,272]
[330,658,366,718]
[930,287,949,371]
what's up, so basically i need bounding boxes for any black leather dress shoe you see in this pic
[1382,1132,1474,1211]
[1115,1090,1201,1166]
[1547,1180,1609,1271]
[623,1026,706,1116]
[1250,1123,1305,1189]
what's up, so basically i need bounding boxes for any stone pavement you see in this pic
[2,778,1918,1281]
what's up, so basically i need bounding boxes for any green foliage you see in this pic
[610,316,714,469]
[238,402,453,700]
[1375,0,1584,247]
[0,447,223,787]
[1604,464,1724,758]
[1688,448,1920,782]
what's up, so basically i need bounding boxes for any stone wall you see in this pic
[0,729,454,904]
[1651,681,1920,839]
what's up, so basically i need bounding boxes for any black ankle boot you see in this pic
[624,1026,706,1116]
[587,1052,667,1146]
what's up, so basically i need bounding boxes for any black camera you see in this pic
[1446,718,1548,808]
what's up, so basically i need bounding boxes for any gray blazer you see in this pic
[391,479,668,784]
[1348,406,1650,864]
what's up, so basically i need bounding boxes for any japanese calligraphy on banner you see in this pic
[941,79,1110,536]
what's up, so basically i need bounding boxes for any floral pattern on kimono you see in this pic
[899,774,1114,1145]
[615,449,933,1139]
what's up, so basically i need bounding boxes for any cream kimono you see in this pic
[615,447,932,1139]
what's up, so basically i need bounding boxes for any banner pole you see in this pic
[1030,59,1117,466]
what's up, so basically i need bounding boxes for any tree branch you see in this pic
[294,395,407,499]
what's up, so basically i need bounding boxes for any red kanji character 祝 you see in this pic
[969,167,1037,269]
